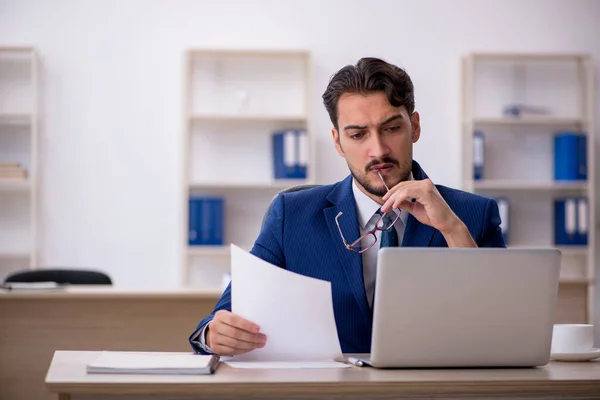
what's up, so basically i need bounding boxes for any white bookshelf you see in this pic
[181,49,314,288]
[0,47,39,281]
[462,53,596,324]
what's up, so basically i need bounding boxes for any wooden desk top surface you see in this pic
[45,351,600,398]
[0,285,222,300]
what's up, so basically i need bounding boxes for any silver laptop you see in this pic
[356,247,561,368]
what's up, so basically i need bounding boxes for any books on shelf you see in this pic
[554,132,587,181]
[495,197,510,245]
[189,197,224,246]
[554,198,588,246]
[0,163,28,180]
[86,351,220,375]
[473,130,484,180]
[272,129,307,179]
[503,104,550,118]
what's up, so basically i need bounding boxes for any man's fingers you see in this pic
[382,190,410,213]
[213,322,267,345]
[208,311,267,356]
[219,312,261,334]
[215,334,262,351]
[396,200,415,213]
[382,179,434,201]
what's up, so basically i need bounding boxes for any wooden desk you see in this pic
[0,284,589,399]
[0,287,221,400]
[46,350,600,400]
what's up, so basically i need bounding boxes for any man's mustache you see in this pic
[365,157,399,172]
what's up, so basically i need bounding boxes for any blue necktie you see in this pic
[377,209,399,248]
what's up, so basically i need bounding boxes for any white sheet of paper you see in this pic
[224,361,349,369]
[229,244,343,366]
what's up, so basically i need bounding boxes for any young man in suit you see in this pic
[189,57,505,356]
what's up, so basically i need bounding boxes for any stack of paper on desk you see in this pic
[86,351,219,375]
[227,245,348,369]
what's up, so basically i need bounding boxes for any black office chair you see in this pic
[4,269,113,285]
[262,184,322,228]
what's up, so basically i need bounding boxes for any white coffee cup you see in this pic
[551,324,595,354]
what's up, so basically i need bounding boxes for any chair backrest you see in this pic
[262,184,322,228]
[5,269,112,285]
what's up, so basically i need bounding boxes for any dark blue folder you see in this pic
[189,197,224,246]
[554,198,578,246]
[272,130,307,179]
[554,132,587,181]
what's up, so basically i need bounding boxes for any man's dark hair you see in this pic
[322,57,415,130]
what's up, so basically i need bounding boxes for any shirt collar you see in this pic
[352,173,412,230]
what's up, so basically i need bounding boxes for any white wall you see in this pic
[1,0,599,290]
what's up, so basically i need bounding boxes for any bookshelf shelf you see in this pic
[468,180,588,192]
[182,49,314,288]
[462,52,596,326]
[187,49,309,58]
[190,114,307,123]
[471,117,583,127]
[189,180,313,190]
[469,53,588,61]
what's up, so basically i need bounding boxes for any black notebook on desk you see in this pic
[86,351,220,375]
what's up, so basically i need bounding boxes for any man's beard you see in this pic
[350,156,412,197]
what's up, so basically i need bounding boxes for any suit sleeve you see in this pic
[188,194,287,354]
[478,198,507,248]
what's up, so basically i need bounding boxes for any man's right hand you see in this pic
[206,310,267,355]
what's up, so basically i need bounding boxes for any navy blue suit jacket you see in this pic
[189,161,506,354]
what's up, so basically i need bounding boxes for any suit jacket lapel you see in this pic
[324,176,371,320]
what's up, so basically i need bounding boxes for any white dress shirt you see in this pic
[192,174,411,352]
[351,178,409,308]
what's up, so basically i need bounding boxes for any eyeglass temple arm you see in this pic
[335,211,361,250]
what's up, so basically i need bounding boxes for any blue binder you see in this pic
[473,130,484,180]
[188,197,224,246]
[575,198,588,246]
[577,135,587,180]
[554,132,587,181]
[272,130,308,179]
[554,198,578,246]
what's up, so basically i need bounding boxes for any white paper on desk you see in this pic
[228,244,344,367]
[225,361,349,369]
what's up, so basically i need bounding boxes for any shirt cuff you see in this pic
[191,323,214,354]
